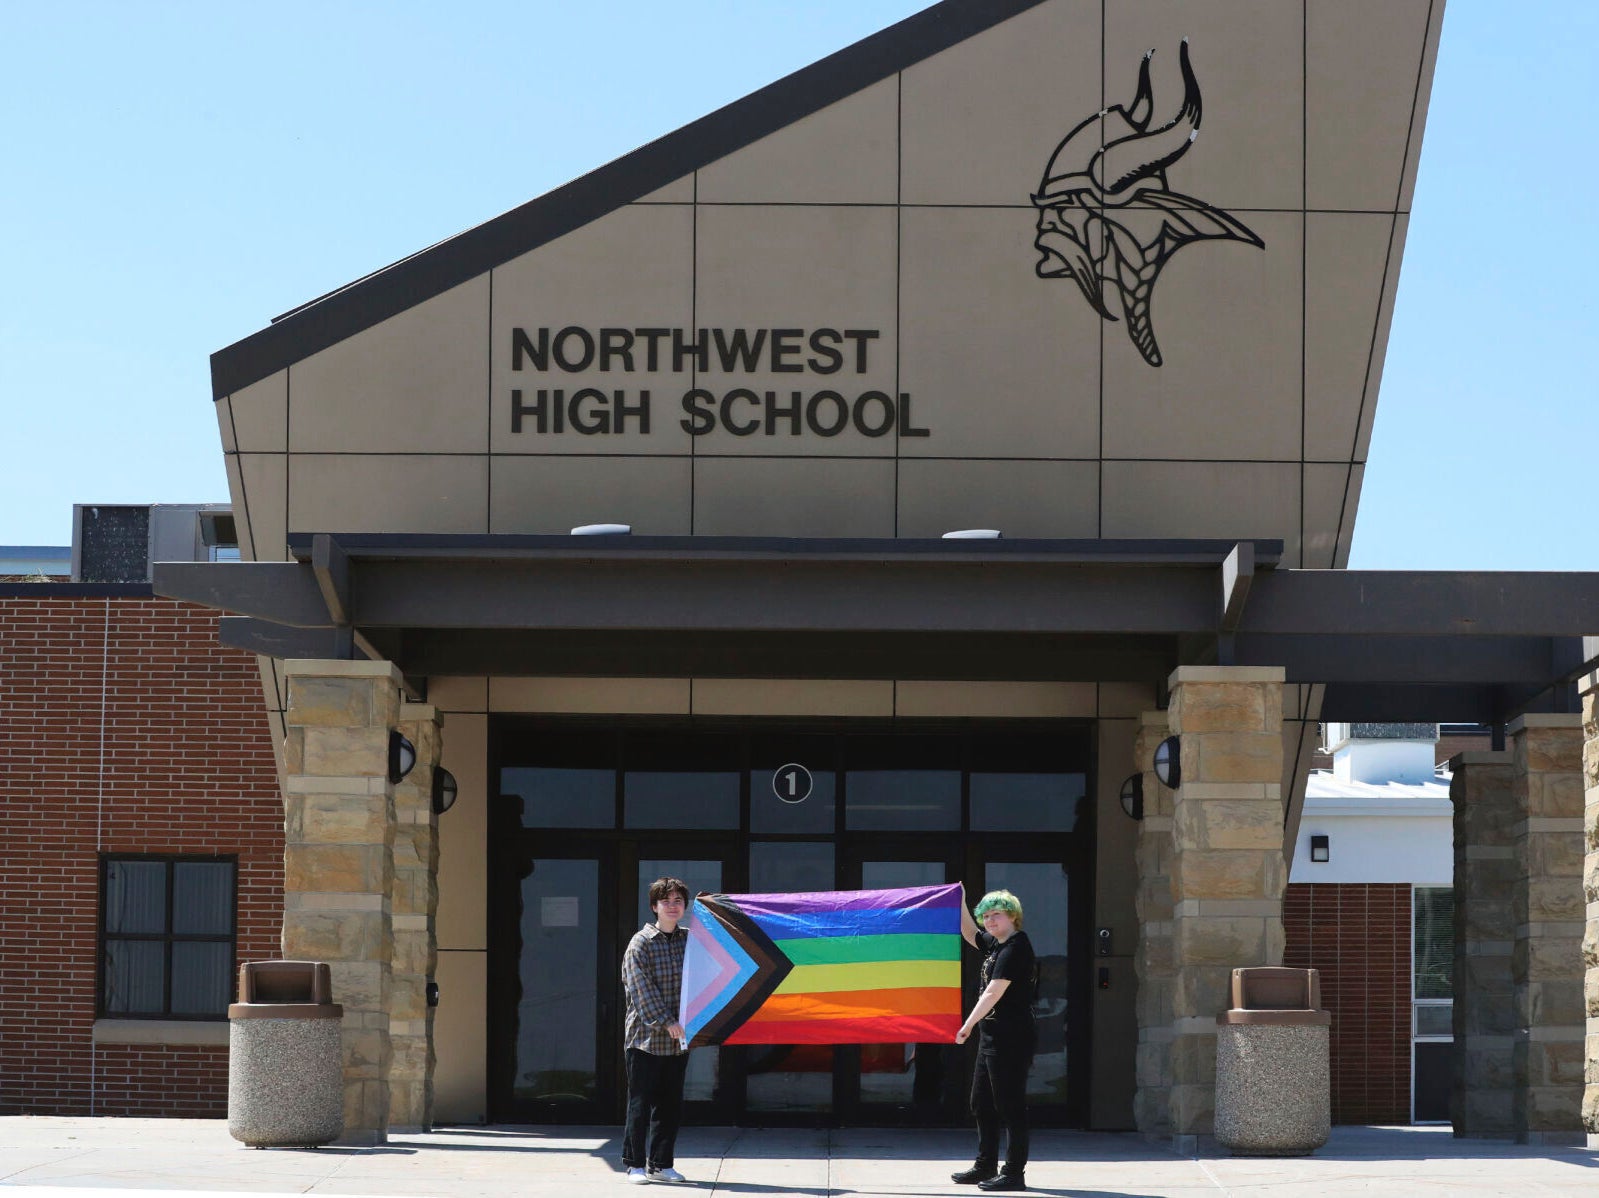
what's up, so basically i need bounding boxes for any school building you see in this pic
[6,0,1596,1146]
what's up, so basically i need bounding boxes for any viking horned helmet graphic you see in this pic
[1032,40,1263,367]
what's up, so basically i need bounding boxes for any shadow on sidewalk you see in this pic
[1271,1127,1599,1165]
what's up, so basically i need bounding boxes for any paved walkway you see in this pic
[1,1118,1596,1197]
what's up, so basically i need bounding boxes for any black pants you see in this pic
[622,1047,688,1169]
[970,1047,1032,1175]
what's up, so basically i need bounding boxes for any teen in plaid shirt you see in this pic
[621,876,691,1184]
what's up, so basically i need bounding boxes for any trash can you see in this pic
[228,961,344,1147]
[1214,966,1331,1156]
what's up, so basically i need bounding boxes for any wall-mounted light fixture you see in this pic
[1119,774,1144,821]
[941,529,1002,539]
[432,767,459,816]
[1152,735,1181,790]
[388,731,417,784]
[1309,834,1330,863]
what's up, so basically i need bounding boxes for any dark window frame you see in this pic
[97,853,238,1021]
[494,715,1094,840]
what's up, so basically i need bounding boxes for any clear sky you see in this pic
[2,1,1593,567]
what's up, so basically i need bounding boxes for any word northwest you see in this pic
[507,325,930,439]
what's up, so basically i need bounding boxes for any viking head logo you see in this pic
[1032,41,1263,367]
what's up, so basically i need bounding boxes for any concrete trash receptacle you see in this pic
[228,961,344,1147]
[1214,967,1331,1156]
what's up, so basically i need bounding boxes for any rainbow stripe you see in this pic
[680,883,962,1047]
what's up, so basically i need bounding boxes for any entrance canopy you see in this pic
[155,534,1599,725]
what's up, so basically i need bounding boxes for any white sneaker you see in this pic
[648,1167,687,1183]
[626,1166,652,1184]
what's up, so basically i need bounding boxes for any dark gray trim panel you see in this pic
[282,533,1284,567]
[0,583,154,598]
[1319,683,1572,724]
[156,562,328,627]
[399,629,1176,681]
[157,554,1599,640]
[219,617,352,660]
[1246,571,1599,637]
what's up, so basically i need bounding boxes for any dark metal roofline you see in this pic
[0,582,154,598]
[209,0,1050,400]
[281,532,1286,567]
[153,534,1599,720]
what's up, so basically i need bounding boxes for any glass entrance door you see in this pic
[740,839,837,1118]
[835,848,966,1125]
[980,856,1089,1126]
[489,844,617,1122]
[489,837,739,1123]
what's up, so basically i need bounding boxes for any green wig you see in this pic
[973,889,1023,928]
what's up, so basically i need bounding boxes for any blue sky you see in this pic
[2,1,1593,567]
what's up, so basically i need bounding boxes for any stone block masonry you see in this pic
[390,701,441,1132]
[283,659,405,1143]
[1507,714,1585,1143]
[1578,674,1599,1142]
[1449,751,1517,1138]
[1132,711,1175,1137]
[1165,666,1286,1141]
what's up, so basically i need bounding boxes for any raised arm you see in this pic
[959,883,979,947]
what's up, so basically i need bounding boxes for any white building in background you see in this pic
[1294,723,1453,886]
[1289,723,1454,1124]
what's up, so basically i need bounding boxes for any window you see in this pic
[1412,886,1453,1002]
[623,732,740,830]
[100,856,236,1019]
[1411,885,1454,1123]
[844,734,960,830]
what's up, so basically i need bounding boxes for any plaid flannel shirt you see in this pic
[622,922,688,1056]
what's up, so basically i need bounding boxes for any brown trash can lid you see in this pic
[1219,966,1327,1024]
[1230,966,1322,1011]
[229,961,342,1017]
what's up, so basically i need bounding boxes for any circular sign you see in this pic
[772,763,813,804]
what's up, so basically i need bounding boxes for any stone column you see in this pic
[1581,674,1599,1145]
[389,702,441,1132]
[1165,666,1286,1146]
[1448,750,1516,1138]
[1508,714,1586,1143]
[1133,711,1175,1138]
[282,659,403,1144]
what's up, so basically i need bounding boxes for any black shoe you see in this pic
[977,1174,1026,1192]
[951,1165,998,1184]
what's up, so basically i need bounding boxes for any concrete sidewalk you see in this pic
[1,1118,1596,1197]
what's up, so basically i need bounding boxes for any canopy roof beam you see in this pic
[157,534,1599,722]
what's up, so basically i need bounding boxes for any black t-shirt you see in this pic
[975,929,1036,1055]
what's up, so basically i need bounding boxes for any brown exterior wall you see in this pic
[1283,882,1412,1124]
[0,594,282,1116]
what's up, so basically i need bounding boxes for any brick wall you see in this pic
[1282,882,1412,1124]
[0,592,282,1116]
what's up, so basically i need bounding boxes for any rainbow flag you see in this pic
[678,882,961,1048]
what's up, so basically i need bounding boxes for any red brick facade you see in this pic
[0,592,282,1116]
[1282,882,1412,1124]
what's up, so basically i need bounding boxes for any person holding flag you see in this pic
[620,876,692,1185]
[952,887,1037,1192]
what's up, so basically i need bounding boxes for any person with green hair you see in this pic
[952,886,1037,1192]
